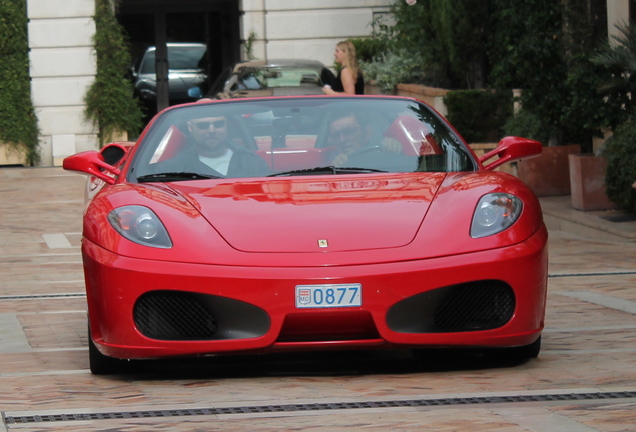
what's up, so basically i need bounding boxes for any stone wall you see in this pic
[240,0,393,69]
[27,0,98,167]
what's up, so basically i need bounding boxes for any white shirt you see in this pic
[198,149,233,176]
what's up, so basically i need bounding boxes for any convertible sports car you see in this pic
[63,95,548,374]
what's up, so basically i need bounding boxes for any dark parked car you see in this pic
[131,42,208,114]
[189,59,336,100]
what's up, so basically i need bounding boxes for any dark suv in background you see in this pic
[131,42,208,117]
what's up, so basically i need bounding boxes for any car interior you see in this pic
[136,98,476,179]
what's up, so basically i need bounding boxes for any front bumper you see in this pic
[83,226,548,360]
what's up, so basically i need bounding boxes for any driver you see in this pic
[154,115,269,178]
[328,111,403,167]
[328,111,374,166]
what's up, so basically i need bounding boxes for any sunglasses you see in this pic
[192,119,226,130]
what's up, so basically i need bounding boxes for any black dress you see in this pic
[332,69,365,94]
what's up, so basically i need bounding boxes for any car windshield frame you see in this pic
[235,66,324,90]
[127,96,477,182]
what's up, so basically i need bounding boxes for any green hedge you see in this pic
[84,0,143,145]
[0,0,40,165]
[603,119,636,212]
[443,89,513,143]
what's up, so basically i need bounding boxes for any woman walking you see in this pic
[323,40,365,95]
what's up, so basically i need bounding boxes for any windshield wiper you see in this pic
[137,172,222,183]
[268,166,387,177]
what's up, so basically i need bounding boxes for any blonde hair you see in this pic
[337,40,360,83]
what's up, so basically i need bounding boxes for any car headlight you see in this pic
[470,193,523,238]
[108,205,172,248]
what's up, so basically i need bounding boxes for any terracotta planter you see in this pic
[517,144,580,196]
[569,153,618,211]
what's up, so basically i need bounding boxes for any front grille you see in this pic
[434,281,515,332]
[386,280,515,333]
[134,291,218,340]
[133,290,270,341]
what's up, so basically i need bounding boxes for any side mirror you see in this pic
[479,136,542,171]
[63,143,130,185]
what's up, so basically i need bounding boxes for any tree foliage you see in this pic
[0,0,40,164]
[444,89,513,143]
[489,0,619,149]
[590,21,636,210]
[590,21,636,123]
[364,0,617,150]
[602,119,636,212]
[388,0,491,89]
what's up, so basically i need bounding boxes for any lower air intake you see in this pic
[134,291,218,340]
[387,280,515,333]
[434,281,515,331]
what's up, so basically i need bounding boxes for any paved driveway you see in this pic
[1,167,636,431]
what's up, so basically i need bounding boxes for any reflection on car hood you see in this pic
[170,173,445,253]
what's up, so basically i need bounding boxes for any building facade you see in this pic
[26,0,393,167]
[22,0,634,167]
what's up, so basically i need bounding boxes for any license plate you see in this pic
[295,284,362,308]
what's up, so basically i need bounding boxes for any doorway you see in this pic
[116,0,240,120]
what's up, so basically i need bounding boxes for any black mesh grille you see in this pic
[434,281,515,332]
[134,291,218,340]
[101,145,126,165]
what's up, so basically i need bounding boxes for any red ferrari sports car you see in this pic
[64,95,547,374]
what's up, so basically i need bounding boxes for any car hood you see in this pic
[170,173,446,253]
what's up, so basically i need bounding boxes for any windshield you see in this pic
[129,97,476,182]
[236,67,323,90]
[140,45,207,74]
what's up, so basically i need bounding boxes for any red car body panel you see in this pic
[82,172,542,265]
[83,226,547,359]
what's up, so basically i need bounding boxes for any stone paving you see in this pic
[1,167,636,431]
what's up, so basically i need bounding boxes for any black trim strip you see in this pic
[0,293,85,301]
[5,391,636,424]
[549,271,636,278]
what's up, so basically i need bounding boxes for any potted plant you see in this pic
[502,109,580,197]
[584,22,636,211]
[568,151,618,211]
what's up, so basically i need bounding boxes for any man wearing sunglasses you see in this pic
[328,111,404,168]
[180,115,269,178]
[328,112,373,167]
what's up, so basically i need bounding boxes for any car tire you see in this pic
[479,335,542,364]
[513,335,542,359]
[88,326,136,375]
